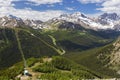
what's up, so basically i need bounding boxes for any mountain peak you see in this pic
[0,14,43,29]
[99,13,120,20]
[5,14,22,20]
[59,12,87,18]
[71,12,87,18]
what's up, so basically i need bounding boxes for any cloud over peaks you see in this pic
[0,0,64,21]
[27,0,62,6]
[97,0,120,14]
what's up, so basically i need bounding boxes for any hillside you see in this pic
[0,56,102,80]
[0,23,119,79]
[65,40,120,78]
[0,28,62,69]
[41,29,116,51]
[0,26,114,69]
[97,38,120,72]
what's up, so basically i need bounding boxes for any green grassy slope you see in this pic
[64,46,120,78]
[41,30,112,52]
[0,56,102,80]
[0,28,60,69]
[0,26,119,79]
[0,27,112,69]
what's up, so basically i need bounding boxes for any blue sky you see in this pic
[13,0,100,14]
[0,0,119,21]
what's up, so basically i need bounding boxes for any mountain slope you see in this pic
[0,56,102,80]
[65,46,120,78]
[0,28,61,69]
[0,26,116,70]
[42,12,120,31]
[41,29,114,51]
[97,38,120,71]
[1,12,120,79]
[0,15,43,29]
[0,12,120,31]
[65,38,120,78]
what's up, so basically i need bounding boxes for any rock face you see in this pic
[97,13,120,31]
[98,13,120,21]
[44,12,120,31]
[0,15,25,28]
[0,13,120,31]
[0,15,43,29]
[24,19,43,29]
[108,38,120,67]
[97,37,120,71]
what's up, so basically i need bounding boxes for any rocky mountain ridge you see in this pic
[51,12,120,30]
[97,37,120,73]
[0,15,43,29]
[0,12,120,31]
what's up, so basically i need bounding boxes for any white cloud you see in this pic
[0,0,19,7]
[47,4,55,7]
[77,0,105,4]
[0,0,65,21]
[102,0,120,7]
[97,0,120,14]
[87,12,103,17]
[13,9,64,21]
[27,0,62,6]
[0,7,64,21]
[78,0,120,15]
[65,7,74,11]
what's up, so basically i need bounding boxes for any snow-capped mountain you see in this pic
[0,15,24,28]
[98,13,120,21]
[45,12,100,30]
[6,15,22,20]
[0,15,43,29]
[24,19,42,29]
[0,13,120,31]
[48,12,120,31]
[97,13,120,30]
[57,12,91,23]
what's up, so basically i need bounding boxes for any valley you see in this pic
[0,12,120,80]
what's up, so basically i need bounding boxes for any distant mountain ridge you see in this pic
[51,12,120,30]
[0,15,43,29]
[0,12,120,31]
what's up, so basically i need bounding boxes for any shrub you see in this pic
[33,62,57,73]
[52,56,72,70]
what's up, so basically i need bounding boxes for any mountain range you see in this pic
[0,12,120,79]
[0,12,120,31]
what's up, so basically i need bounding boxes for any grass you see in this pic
[0,27,119,79]
[33,56,100,80]
[64,46,120,78]
[0,56,101,80]
[0,28,59,69]
[41,29,111,52]
[14,29,27,68]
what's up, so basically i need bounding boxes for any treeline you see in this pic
[0,56,101,80]
[33,56,98,80]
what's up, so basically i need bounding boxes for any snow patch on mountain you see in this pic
[0,15,43,29]
[52,12,120,30]
[0,13,120,31]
